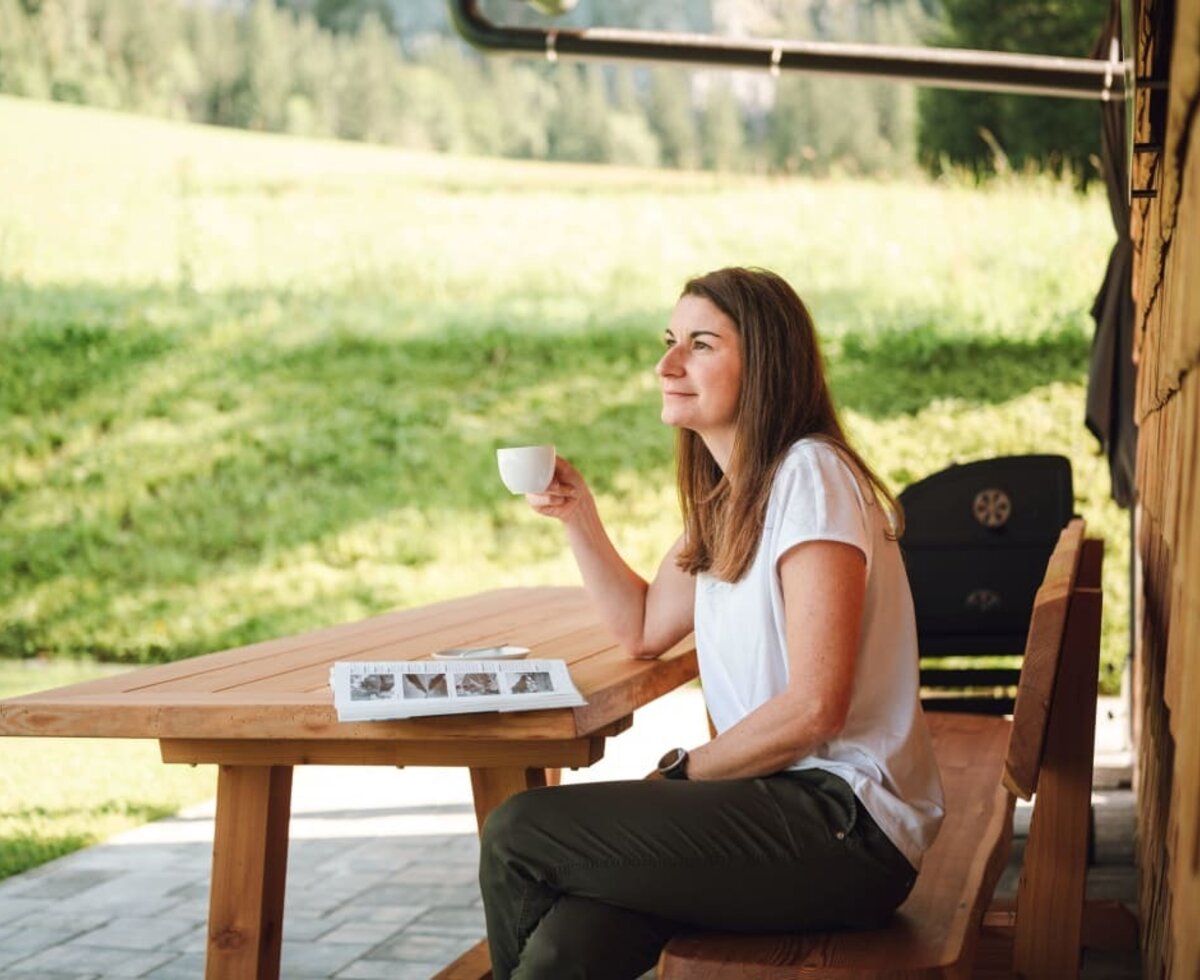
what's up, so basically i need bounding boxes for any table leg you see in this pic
[440,767,552,980]
[205,764,293,980]
[467,766,548,834]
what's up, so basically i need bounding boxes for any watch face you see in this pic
[657,747,687,778]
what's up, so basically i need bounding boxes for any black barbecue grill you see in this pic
[899,455,1075,715]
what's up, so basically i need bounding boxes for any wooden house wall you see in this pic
[1130,0,1200,974]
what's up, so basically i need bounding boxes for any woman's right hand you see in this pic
[525,456,590,524]
[527,458,694,661]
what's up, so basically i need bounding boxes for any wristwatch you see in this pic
[657,746,690,780]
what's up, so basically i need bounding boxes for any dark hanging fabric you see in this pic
[1085,0,1138,508]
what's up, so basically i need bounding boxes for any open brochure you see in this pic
[329,659,586,722]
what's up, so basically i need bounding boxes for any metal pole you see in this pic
[449,0,1126,102]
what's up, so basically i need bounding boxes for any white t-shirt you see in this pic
[694,438,945,870]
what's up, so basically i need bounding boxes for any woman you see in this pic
[479,267,944,979]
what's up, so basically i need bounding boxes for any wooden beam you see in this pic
[469,766,548,834]
[205,765,293,980]
[1013,539,1104,980]
[984,896,1139,952]
[159,736,609,769]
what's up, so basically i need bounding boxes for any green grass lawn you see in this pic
[0,94,1130,877]
[0,659,215,881]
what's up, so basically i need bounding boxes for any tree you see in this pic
[917,0,1108,183]
[545,63,611,163]
[0,0,48,97]
[230,0,292,131]
[285,13,338,137]
[701,79,744,171]
[311,0,393,35]
[185,5,241,126]
[486,60,554,159]
[646,67,698,170]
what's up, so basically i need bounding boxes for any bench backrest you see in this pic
[1002,517,1087,800]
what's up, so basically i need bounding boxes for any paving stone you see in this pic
[77,914,197,951]
[358,883,483,908]
[355,903,429,926]
[1081,948,1141,979]
[309,834,470,864]
[280,940,375,977]
[0,946,38,973]
[160,897,208,921]
[288,872,393,910]
[140,953,209,979]
[442,837,482,861]
[319,918,413,945]
[390,862,479,886]
[408,905,487,934]
[288,895,370,917]
[173,924,210,954]
[336,959,448,979]
[312,852,418,875]
[366,929,480,963]
[165,881,210,902]
[1085,865,1140,904]
[4,869,118,901]
[1094,836,1137,865]
[50,872,189,916]
[0,896,52,926]
[289,840,355,868]
[0,915,111,952]
[62,844,205,875]
[283,913,347,942]
[9,944,175,977]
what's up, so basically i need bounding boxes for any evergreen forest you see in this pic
[0,0,1110,180]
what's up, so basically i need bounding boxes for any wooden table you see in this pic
[0,587,698,979]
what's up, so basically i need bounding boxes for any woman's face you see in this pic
[656,295,743,448]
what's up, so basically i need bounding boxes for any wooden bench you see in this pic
[658,518,1137,979]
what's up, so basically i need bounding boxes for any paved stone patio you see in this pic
[0,686,1139,978]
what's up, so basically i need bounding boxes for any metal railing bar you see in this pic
[449,0,1127,102]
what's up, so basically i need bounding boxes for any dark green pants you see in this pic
[478,768,917,980]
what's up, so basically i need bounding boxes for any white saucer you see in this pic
[431,645,531,661]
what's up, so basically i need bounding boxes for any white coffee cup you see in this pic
[497,444,556,494]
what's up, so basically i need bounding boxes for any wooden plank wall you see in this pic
[1130,0,1200,975]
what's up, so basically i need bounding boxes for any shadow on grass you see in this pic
[829,326,1091,418]
[0,283,184,422]
[1,279,1092,662]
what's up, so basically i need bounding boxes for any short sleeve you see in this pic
[770,443,872,570]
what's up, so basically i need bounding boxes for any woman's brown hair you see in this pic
[674,267,903,581]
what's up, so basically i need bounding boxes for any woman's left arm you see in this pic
[683,539,866,781]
